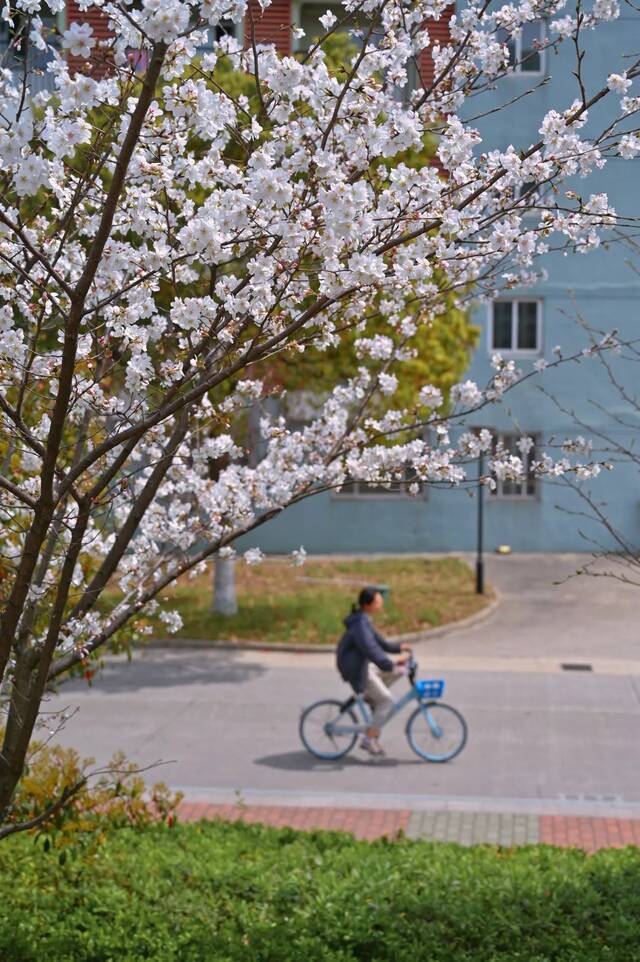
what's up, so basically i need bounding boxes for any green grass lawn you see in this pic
[1,820,638,961]
[150,556,493,645]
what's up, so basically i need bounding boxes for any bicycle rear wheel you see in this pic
[299,699,359,760]
[406,702,467,762]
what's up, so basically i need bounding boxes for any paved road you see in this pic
[50,650,640,813]
[425,552,640,662]
[47,555,640,815]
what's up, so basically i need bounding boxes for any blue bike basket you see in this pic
[416,679,445,699]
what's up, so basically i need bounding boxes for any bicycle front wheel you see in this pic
[299,699,358,760]
[406,702,467,762]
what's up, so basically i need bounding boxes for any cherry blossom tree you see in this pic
[0,0,639,828]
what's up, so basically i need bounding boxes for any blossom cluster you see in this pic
[0,0,636,673]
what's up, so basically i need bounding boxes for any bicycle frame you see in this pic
[329,685,444,738]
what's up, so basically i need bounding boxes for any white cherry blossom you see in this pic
[291,546,307,566]
[319,10,337,29]
[607,72,632,94]
[619,134,640,159]
[61,21,94,58]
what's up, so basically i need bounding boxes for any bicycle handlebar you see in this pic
[406,655,418,686]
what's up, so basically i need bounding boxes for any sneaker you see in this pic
[360,737,385,757]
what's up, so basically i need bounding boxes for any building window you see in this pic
[489,299,542,355]
[292,1,385,52]
[201,19,241,49]
[516,181,542,204]
[296,3,346,49]
[1,4,61,55]
[517,181,538,199]
[491,433,539,499]
[292,1,416,97]
[0,4,60,95]
[514,181,543,220]
[334,466,423,499]
[497,21,545,74]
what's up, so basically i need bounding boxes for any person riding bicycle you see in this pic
[336,586,412,756]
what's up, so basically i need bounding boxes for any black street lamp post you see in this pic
[476,449,485,595]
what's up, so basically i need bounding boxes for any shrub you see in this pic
[3,738,182,855]
[0,819,638,961]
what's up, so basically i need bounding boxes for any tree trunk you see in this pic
[211,556,238,616]
[0,653,40,821]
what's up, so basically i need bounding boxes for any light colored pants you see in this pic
[363,663,403,730]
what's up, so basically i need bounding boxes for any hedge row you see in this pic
[1,820,639,961]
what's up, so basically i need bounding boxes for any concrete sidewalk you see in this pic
[177,799,640,853]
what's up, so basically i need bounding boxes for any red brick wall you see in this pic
[66,0,112,76]
[64,0,295,74]
[418,4,454,89]
[244,0,292,56]
[64,0,453,86]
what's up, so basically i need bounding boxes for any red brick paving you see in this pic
[178,802,640,851]
[540,815,640,853]
[178,802,410,840]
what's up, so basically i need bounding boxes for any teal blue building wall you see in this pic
[246,11,640,554]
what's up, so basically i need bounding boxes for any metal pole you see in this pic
[212,554,238,616]
[476,449,485,595]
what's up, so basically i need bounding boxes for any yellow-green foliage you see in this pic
[272,299,477,412]
[6,738,182,856]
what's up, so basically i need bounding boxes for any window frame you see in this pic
[291,0,388,54]
[515,181,542,222]
[332,466,427,501]
[0,4,63,48]
[498,20,546,76]
[490,431,541,501]
[488,298,543,357]
[291,0,351,53]
[516,181,541,202]
[199,18,242,50]
[291,0,419,98]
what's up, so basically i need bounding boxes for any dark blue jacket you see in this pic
[336,610,402,693]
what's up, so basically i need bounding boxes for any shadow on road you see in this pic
[254,750,421,772]
[57,650,266,694]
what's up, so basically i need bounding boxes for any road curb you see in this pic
[173,786,640,818]
[148,590,501,653]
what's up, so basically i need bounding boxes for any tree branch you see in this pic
[0,777,87,841]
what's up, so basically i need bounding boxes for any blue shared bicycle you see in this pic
[299,657,467,762]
